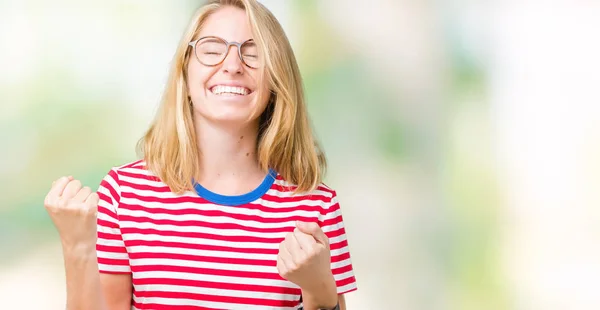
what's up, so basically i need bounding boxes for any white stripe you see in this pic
[334,270,356,282]
[328,234,347,244]
[118,189,330,210]
[331,258,353,270]
[128,245,276,261]
[122,233,280,249]
[337,282,358,294]
[98,263,130,273]
[133,270,298,289]
[97,206,118,222]
[117,210,310,232]
[102,171,121,197]
[97,250,129,260]
[136,283,298,301]
[132,295,298,309]
[118,199,323,221]
[331,247,350,257]
[130,258,276,274]
[118,174,165,188]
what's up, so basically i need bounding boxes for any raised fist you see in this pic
[44,176,99,250]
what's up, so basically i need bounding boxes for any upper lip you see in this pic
[209,82,253,92]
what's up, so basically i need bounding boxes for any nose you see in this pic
[221,45,243,75]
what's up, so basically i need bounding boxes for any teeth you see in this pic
[211,85,249,95]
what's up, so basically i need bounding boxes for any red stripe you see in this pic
[119,197,328,215]
[98,257,129,266]
[332,263,353,275]
[134,277,300,295]
[105,170,121,203]
[336,275,357,287]
[97,218,119,229]
[260,192,331,203]
[131,264,284,281]
[97,205,118,221]
[330,239,348,251]
[126,239,278,255]
[133,290,298,308]
[98,231,124,241]
[118,213,303,233]
[120,227,284,244]
[119,170,161,182]
[118,207,320,226]
[99,270,131,275]
[331,251,351,263]
[132,302,224,310]
[120,179,172,192]
[121,160,144,169]
[129,252,275,267]
[97,244,128,253]
[325,226,345,239]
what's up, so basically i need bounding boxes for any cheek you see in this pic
[186,62,213,97]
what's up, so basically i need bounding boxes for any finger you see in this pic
[73,186,92,203]
[293,228,317,250]
[85,192,99,206]
[85,193,100,216]
[276,254,288,277]
[62,180,83,200]
[296,221,328,245]
[47,176,72,199]
[279,241,296,270]
[284,232,304,259]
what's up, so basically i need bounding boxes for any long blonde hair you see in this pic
[137,0,326,195]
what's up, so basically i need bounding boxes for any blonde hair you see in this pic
[137,0,326,194]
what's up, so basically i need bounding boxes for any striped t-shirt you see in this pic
[96,160,357,309]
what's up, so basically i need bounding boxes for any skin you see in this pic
[44,5,346,310]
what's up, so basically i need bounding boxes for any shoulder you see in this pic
[272,173,338,205]
[101,159,163,189]
[106,159,159,181]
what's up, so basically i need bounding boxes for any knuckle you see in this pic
[57,198,69,209]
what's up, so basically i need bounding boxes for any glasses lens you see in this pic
[241,41,260,68]
[196,38,227,66]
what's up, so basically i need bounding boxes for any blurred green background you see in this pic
[1,1,599,309]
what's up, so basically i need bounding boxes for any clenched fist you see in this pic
[277,221,336,294]
[44,176,99,250]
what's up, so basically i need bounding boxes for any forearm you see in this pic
[300,273,338,310]
[62,244,107,310]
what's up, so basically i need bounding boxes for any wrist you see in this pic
[61,241,97,257]
[301,273,338,309]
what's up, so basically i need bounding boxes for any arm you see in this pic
[45,176,107,310]
[45,176,133,310]
[62,247,133,310]
[100,274,133,310]
[62,245,107,310]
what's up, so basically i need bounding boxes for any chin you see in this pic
[194,105,259,126]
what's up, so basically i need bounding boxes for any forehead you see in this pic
[198,6,253,42]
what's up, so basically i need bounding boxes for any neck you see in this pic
[194,118,264,187]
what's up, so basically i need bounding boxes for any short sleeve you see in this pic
[96,169,131,274]
[320,190,358,295]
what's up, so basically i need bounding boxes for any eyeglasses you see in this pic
[188,36,260,69]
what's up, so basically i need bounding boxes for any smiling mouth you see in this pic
[210,85,252,96]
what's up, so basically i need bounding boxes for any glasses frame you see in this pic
[188,36,259,69]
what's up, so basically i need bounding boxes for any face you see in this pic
[187,6,269,126]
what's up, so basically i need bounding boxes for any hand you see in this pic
[44,176,100,251]
[277,221,337,306]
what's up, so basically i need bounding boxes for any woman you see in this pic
[44,0,357,309]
